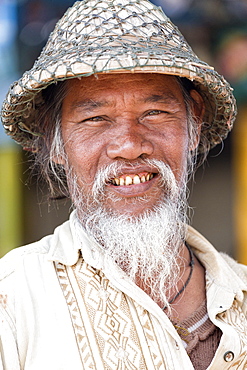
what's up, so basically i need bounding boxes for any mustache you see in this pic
[92,159,180,199]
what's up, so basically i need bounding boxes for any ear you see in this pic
[44,133,66,165]
[52,155,66,165]
[45,138,66,165]
[189,89,205,151]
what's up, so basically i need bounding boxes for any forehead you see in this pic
[64,73,184,104]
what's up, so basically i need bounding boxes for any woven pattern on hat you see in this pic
[1,0,236,152]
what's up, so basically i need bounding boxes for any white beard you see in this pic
[66,159,188,309]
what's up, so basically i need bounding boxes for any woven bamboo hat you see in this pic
[1,0,236,153]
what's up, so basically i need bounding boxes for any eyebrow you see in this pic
[69,99,110,112]
[143,93,180,104]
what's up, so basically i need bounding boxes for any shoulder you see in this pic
[187,226,247,290]
[0,216,80,282]
[220,252,247,285]
[0,235,53,281]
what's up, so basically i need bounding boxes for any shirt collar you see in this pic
[46,211,85,266]
[186,225,247,312]
[46,211,121,272]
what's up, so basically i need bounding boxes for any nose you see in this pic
[106,124,154,160]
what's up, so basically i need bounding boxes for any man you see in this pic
[0,0,246,369]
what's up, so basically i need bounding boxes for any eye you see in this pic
[79,115,108,126]
[85,116,104,122]
[147,109,172,116]
[148,109,165,116]
[140,109,173,125]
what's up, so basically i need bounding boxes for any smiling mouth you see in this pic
[109,172,155,186]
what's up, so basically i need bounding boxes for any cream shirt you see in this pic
[0,211,247,369]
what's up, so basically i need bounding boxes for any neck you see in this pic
[162,242,194,310]
[135,242,206,321]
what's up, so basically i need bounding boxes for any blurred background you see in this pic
[0,0,247,261]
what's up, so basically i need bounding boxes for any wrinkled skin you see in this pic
[59,73,203,216]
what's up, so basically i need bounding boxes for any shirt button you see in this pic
[223,351,234,362]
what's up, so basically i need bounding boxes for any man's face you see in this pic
[60,73,190,216]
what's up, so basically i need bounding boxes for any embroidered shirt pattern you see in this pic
[55,258,167,369]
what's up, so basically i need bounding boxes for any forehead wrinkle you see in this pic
[71,93,180,110]
[66,88,182,114]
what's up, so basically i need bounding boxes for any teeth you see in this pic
[133,175,141,184]
[111,173,154,186]
[125,176,132,186]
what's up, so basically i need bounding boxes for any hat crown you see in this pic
[35,0,199,73]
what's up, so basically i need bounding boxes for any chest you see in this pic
[15,259,247,370]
